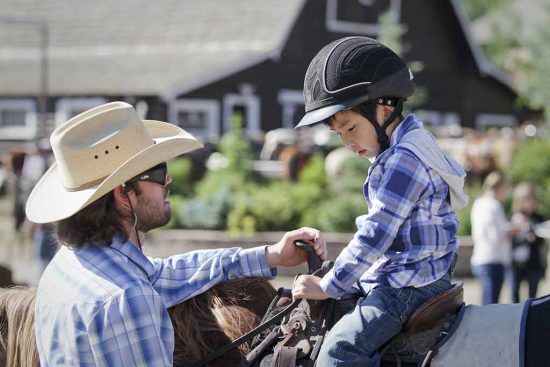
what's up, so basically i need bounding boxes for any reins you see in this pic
[187,241,322,367]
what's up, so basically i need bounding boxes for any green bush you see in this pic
[314,193,367,233]
[507,138,550,218]
[178,186,232,230]
[167,158,193,197]
[456,183,482,236]
[329,156,371,193]
[227,182,298,233]
[298,153,326,188]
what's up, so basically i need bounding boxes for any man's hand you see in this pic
[292,274,329,300]
[266,227,327,268]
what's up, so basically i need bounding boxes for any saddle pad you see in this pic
[432,301,528,367]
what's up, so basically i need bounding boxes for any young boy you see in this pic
[292,36,468,366]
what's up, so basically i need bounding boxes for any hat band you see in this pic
[64,175,108,192]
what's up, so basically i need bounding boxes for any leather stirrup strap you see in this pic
[272,346,298,367]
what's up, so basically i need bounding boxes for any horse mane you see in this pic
[0,278,276,367]
[0,286,38,367]
[169,278,276,366]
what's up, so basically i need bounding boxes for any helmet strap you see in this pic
[358,98,404,153]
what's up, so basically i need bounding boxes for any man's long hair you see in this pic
[55,183,140,248]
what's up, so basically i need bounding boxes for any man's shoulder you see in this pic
[40,246,148,302]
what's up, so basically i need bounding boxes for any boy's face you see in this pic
[328,109,381,158]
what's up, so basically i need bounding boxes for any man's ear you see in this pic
[113,185,132,212]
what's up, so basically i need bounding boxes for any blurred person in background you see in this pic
[510,183,548,302]
[470,170,515,304]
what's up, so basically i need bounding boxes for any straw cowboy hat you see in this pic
[26,101,203,223]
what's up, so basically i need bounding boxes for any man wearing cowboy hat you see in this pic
[26,102,327,366]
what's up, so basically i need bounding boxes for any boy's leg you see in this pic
[317,273,452,367]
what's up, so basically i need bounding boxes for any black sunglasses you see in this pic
[126,162,168,186]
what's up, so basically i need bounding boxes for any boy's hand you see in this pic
[266,227,326,268]
[292,274,329,300]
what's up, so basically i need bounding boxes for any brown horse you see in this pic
[169,278,276,366]
[0,287,37,367]
[0,278,275,367]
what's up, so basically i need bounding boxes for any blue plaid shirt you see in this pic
[35,236,275,366]
[320,115,459,299]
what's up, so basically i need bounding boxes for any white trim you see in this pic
[449,0,515,90]
[168,99,220,142]
[0,99,37,140]
[278,89,304,128]
[413,110,460,126]
[223,92,261,133]
[55,97,107,127]
[326,0,401,36]
[475,113,517,130]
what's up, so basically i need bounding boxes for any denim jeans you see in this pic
[472,263,505,305]
[317,271,453,367]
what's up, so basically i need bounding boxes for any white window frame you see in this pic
[326,0,401,36]
[55,97,107,127]
[223,93,260,134]
[278,89,304,129]
[475,113,517,130]
[414,109,461,127]
[0,99,37,139]
[168,99,220,142]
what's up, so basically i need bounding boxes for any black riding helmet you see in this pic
[296,36,414,153]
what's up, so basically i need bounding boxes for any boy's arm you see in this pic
[320,150,432,299]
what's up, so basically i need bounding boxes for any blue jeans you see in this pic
[317,271,453,367]
[472,263,505,305]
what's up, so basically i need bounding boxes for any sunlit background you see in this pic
[0,0,549,305]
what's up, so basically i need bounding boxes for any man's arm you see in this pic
[150,227,326,307]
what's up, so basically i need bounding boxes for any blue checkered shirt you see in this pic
[35,236,275,366]
[320,115,460,299]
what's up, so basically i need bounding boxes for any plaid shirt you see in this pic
[35,236,275,366]
[320,115,460,299]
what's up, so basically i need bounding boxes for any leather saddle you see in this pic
[382,281,465,366]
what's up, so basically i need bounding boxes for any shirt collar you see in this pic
[111,235,155,280]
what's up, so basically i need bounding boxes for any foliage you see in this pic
[167,158,193,197]
[227,182,297,233]
[314,193,367,233]
[378,9,408,56]
[328,156,370,193]
[218,111,254,174]
[178,186,233,230]
[456,183,483,236]
[298,153,326,188]
[516,21,550,121]
[462,0,511,21]
[507,138,550,218]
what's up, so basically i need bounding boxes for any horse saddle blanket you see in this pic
[432,301,529,367]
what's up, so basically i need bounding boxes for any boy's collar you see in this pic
[389,114,423,147]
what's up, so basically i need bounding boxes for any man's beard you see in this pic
[133,194,172,232]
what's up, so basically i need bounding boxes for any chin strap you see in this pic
[358,98,404,154]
